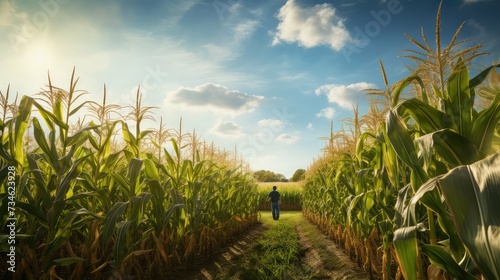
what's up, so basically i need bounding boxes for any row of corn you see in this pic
[0,72,260,279]
[302,5,500,280]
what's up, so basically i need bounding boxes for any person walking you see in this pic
[267,185,281,220]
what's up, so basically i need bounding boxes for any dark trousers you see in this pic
[271,202,280,220]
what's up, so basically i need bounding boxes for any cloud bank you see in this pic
[166,83,264,115]
[272,0,351,51]
[315,82,376,109]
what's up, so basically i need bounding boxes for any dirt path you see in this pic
[173,212,373,279]
[296,218,371,280]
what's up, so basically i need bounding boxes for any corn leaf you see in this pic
[469,64,500,89]
[438,152,500,280]
[391,75,427,108]
[102,201,128,249]
[447,58,473,138]
[393,226,419,280]
[45,208,95,255]
[421,244,477,280]
[13,96,33,166]
[386,110,428,188]
[396,98,456,134]
[415,128,478,169]
[114,220,133,266]
[470,90,500,157]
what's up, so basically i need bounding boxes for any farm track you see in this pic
[166,212,372,280]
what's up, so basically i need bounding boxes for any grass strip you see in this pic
[216,211,311,280]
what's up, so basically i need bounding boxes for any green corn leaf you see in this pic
[391,74,427,108]
[421,244,477,280]
[65,124,99,147]
[386,110,428,188]
[45,208,95,255]
[102,201,128,249]
[129,192,153,227]
[470,90,500,157]
[13,95,33,166]
[393,226,419,280]
[396,98,456,134]
[386,110,418,169]
[469,64,500,89]
[111,173,130,195]
[143,158,159,181]
[438,152,500,280]
[128,158,143,196]
[32,118,58,169]
[16,201,48,227]
[113,220,133,266]
[407,177,465,259]
[54,154,91,203]
[447,59,473,138]
[32,99,69,130]
[415,128,478,169]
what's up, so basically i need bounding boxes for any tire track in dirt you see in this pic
[170,222,268,280]
[296,221,372,280]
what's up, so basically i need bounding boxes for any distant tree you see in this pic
[276,173,288,182]
[253,170,287,182]
[290,169,306,182]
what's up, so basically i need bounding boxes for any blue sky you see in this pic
[1,0,500,178]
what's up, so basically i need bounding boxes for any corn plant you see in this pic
[301,2,500,279]
[0,70,260,279]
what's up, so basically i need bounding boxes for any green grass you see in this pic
[215,211,312,280]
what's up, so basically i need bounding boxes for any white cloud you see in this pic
[307,123,313,129]
[162,0,198,28]
[272,0,351,51]
[258,118,284,128]
[315,82,376,109]
[210,119,245,137]
[234,20,259,42]
[316,107,336,119]
[165,83,264,115]
[276,133,299,144]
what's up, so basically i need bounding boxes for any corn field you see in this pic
[0,71,260,279]
[256,183,302,211]
[302,4,500,280]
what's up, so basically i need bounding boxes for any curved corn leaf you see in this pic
[129,192,153,228]
[438,152,500,280]
[391,74,427,108]
[102,201,128,249]
[470,90,500,157]
[386,110,428,188]
[54,154,91,203]
[421,244,477,280]
[415,128,478,169]
[44,208,96,256]
[407,177,465,259]
[396,98,456,134]
[113,220,133,266]
[469,64,500,89]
